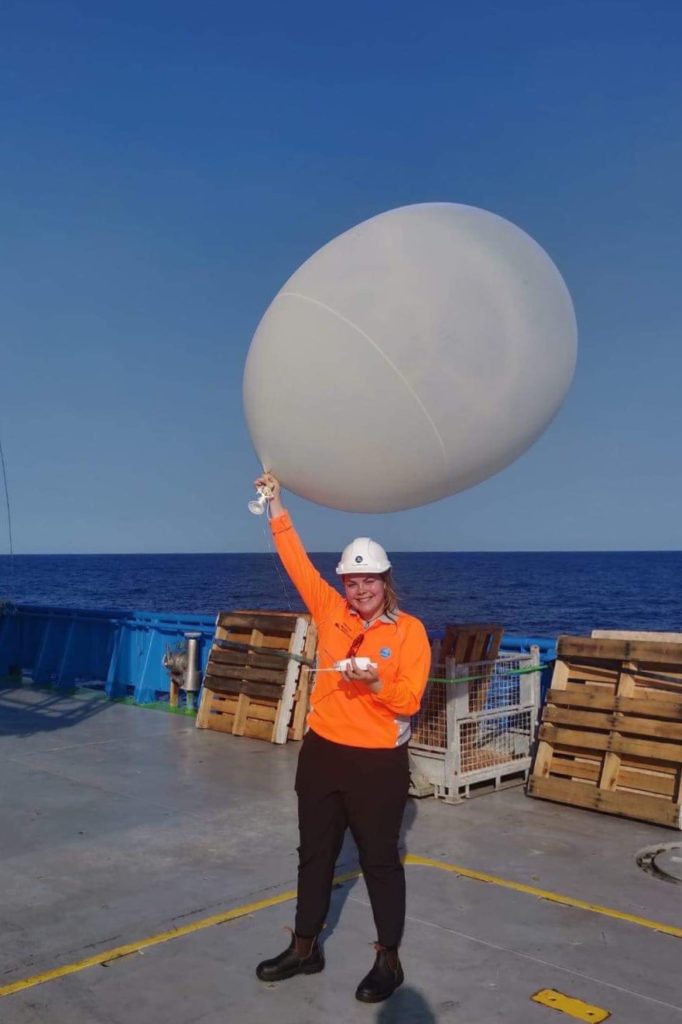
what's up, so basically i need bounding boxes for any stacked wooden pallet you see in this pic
[528,636,682,828]
[196,610,317,743]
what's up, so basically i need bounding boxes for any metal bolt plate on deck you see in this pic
[531,988,610,1022]
[636,843,682,884]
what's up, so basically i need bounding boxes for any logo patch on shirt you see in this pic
[379,647,392,658]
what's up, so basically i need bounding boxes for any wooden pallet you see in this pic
[440,622,503,712]
[196,611,316,743]
[288,618,317,741]
[528,636,682,829]
[592,630,682,642]
[439,623,504,665]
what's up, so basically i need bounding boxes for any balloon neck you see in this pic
[248,486,273,516]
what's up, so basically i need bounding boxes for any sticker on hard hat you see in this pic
[355,555,363,563]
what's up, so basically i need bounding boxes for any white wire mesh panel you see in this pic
[466,654,527,711]
[458,709,534,776]
[410,678,448,751]
[410,653,539,784]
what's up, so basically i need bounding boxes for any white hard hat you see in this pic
[336,537,391,575]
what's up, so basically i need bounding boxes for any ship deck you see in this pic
[1,683,681,1024]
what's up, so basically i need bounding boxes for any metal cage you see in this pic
[409,648,541,802]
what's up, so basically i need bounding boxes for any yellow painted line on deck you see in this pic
[532,988,610,1022]
[0,870,360,998]
[405,854,682,940]
[2,857,681,999]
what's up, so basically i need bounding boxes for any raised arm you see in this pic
[254,473,341,622]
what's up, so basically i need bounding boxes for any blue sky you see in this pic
[1,0,680,554]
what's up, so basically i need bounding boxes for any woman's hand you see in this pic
[342,658,383,693]
[254,472,284,517]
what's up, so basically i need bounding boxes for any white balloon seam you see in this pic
[279,289,449,465]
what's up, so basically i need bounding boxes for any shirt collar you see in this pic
[348,606,400,626]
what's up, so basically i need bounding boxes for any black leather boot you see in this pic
[256,932,324,982]
[355,945,404,1003]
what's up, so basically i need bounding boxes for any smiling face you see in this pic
[342,573,386,622]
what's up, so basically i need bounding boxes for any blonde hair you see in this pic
[381,570,399,618]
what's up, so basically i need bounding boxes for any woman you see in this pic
[254,473,430,1004]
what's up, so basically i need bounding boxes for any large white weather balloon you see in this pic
[243,203,577,513]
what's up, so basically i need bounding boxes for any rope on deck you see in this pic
[214,636,552,681]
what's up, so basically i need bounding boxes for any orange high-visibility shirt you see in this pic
[271,511,431,748]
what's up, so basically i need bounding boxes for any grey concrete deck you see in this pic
[1,684,681,1024]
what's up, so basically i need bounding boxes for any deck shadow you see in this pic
[376,984,438,1023]
[0,685,112,739]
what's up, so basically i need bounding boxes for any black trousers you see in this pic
[294,729,409,948]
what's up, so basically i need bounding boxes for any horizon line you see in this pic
[2,549,681,557]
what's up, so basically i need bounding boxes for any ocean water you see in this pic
[1,550,680,639]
